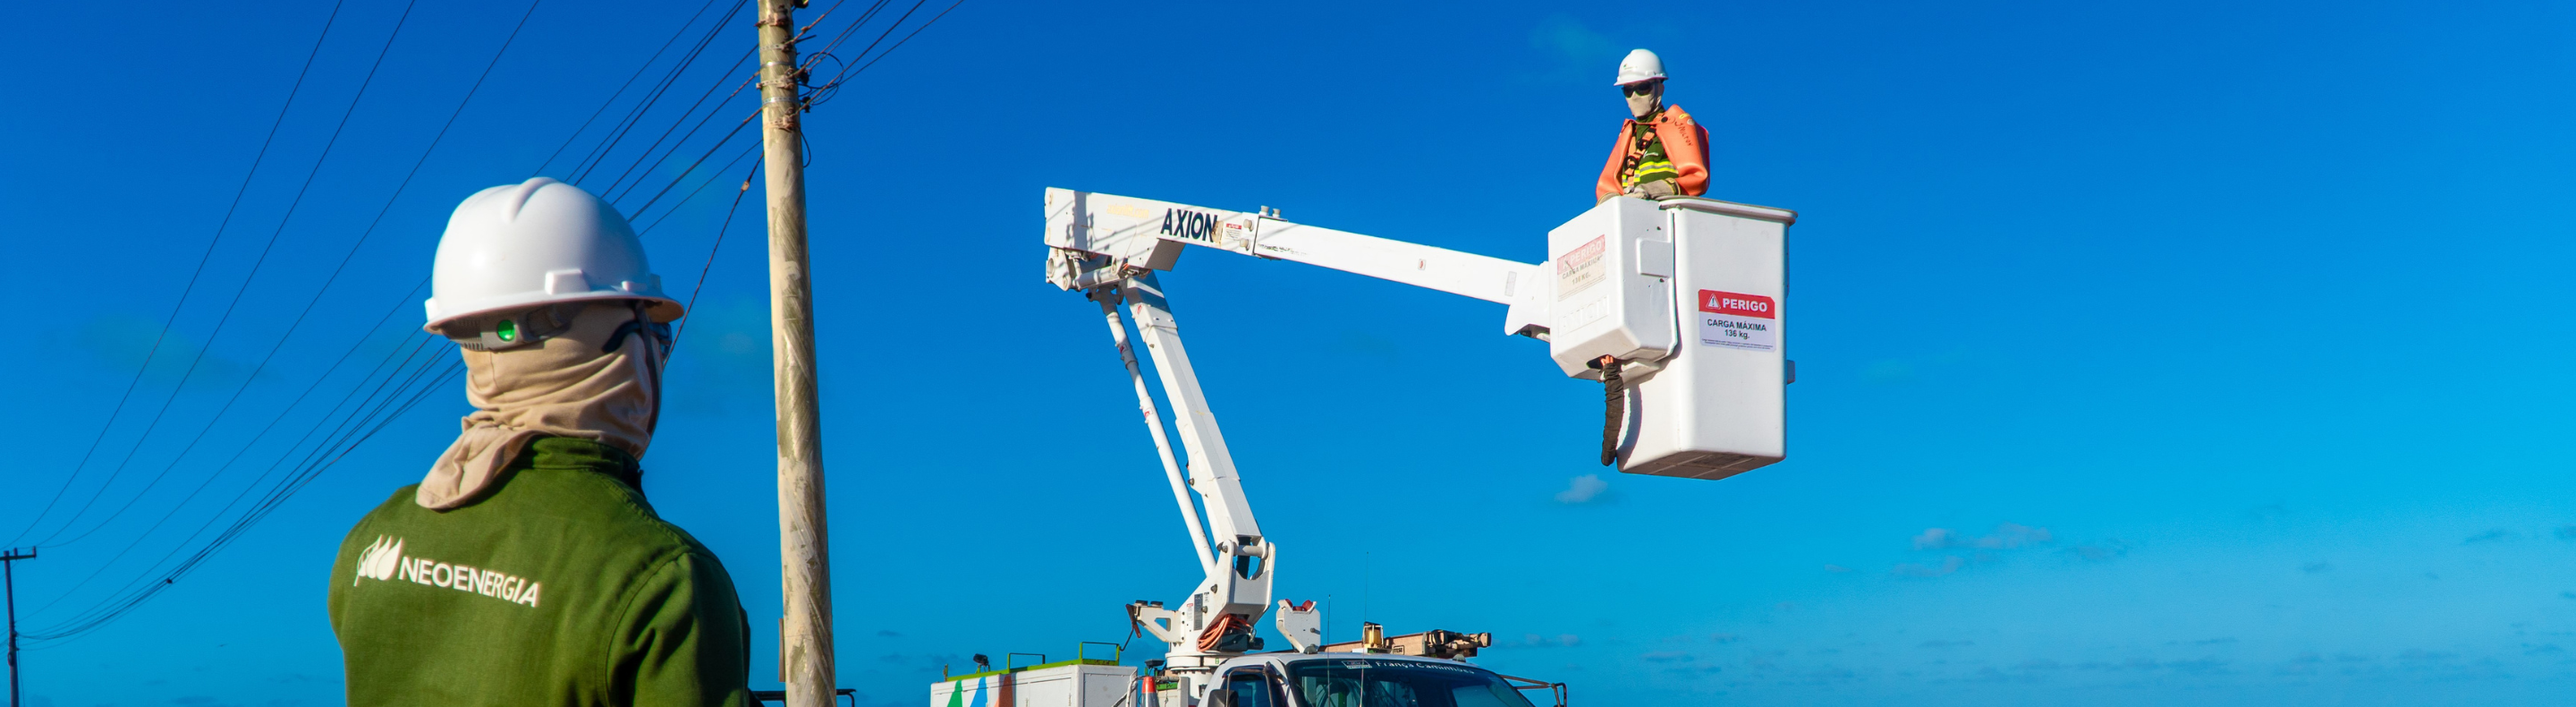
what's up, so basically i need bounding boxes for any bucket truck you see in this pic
[928,190,1794,707]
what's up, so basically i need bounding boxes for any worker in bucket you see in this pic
[1595,48,1710,203]
[328,177,753,706]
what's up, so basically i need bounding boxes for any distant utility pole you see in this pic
[4,547,35,707]
[757,1,836,706]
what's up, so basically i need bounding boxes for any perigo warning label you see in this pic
[1698,290,1777,351]
[1556,235,1606,297]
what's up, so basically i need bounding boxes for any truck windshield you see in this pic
[1283,659,1539,707]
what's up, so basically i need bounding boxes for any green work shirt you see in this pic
[328,437,754,707]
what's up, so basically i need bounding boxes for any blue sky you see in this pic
[5,0,2576,704]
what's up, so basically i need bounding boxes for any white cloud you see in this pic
[1913,523,2053,550]
[1892,556,1966,578]
[2063,540,2131,562]
[1509,634,1582,648]
[1529,15,1615,68]
[1555,474,1609,504]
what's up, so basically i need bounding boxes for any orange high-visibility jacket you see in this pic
[1595,105,1710,203]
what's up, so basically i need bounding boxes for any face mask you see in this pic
[1623,81,1662,119]
[415,301,670,509]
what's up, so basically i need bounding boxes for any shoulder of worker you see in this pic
[1657,104,1699,126]
[333,482,431,570]
[337,437,733,589]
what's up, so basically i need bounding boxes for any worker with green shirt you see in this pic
[329,177,753,707]
[1593,48,1711,203]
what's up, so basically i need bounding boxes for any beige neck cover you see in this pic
[416,303,662,509]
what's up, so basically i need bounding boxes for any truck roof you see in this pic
[1214,652,1486,672]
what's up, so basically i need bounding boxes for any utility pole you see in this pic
[4,547,35,707]
[756,2,835,707]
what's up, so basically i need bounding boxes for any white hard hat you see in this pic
[1614,48,1667,86]
[423,177,682,335]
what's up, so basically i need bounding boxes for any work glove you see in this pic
[1633,180,1679,199]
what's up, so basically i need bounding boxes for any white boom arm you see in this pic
[1044,190,1556,336]
[1043,186,1795,694]
[1046,189,1547,682]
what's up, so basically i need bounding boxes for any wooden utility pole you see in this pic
[757,2,835,706]
[4,548,34,707]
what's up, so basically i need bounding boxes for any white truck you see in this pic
[928,191,1795,706]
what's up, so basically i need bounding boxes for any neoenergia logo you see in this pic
[353,535,404,582]
[351,535,544,608]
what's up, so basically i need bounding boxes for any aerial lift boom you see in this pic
[1041,187,1795,703]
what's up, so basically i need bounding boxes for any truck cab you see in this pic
[1199,653,1558,707]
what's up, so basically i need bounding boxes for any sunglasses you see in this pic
[1622,81,1660,97]
[449,304,580,352]
[446,302,670,359]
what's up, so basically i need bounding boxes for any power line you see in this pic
[50,301,443,622]
[595,47,756,200]
[801,0,898,73]
[26,354,462,643]
[623,111,759,217]
[605,0,952,216]
[1,0,352,550]
[562,0,743,182]
[794,0,923,114]
[29,331,456,636]
[44,0,544,550]
[530,0,729,178]
[671,156,764,354]
[34,0,425,548]
[20,0,970,643]
[14,0,762,642]
[636,141,761,237]
[32,0,544,574]
[614,0,960,223]
[809,0,965,106]
[570,0,750,185]
[25,280,428,615]
[607,73,759,210]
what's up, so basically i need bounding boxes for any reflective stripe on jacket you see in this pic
[1595,104,1709,202]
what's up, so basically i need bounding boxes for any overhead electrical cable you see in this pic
[792,0,923,113]
[570,0,750,185]
[26,0,976,642]
[34,308,443,622]
[27,280,429,614]
[595,47,756,200]
[560,0,744,182]
[670,156,764,354]
[801,0,898,72]
[623,111,760,217]
[1,0,352,549]
[34,0,425,548]
[813,0,925,82]
[27,353,462,643]
[607,74,760,209]
[530,0,728,178]
[832,0,928,71]
[44,0,544,550]
[29,333,454,634]
[17,0,753,640]
[793,0,858,36]
[812,0,964,103]
[635,141,760,236]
